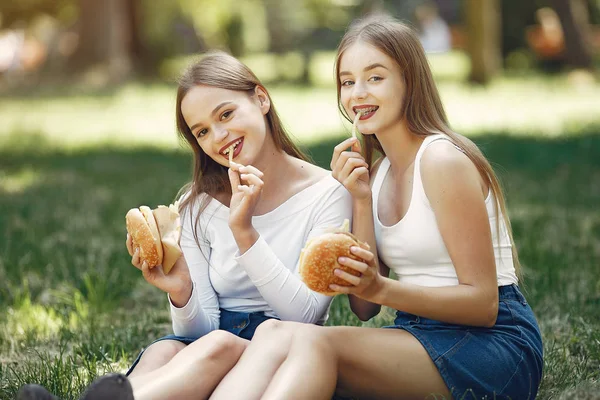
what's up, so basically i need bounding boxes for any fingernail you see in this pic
[334,269,341,276]
[350,246,359,252]
[338,257,347,263]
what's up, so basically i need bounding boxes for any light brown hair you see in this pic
[335,16,522,279]
[176,51,308,245]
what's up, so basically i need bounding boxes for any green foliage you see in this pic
[0,0,77,27]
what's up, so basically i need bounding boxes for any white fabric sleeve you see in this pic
[169,206,220,338]
[234,185,353,323]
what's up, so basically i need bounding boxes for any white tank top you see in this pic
[371,134,518,287]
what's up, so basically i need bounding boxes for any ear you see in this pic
[254,86,271,115]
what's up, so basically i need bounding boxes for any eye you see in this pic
[220,110,233,120]
[369,76,383,82]
[341,80,354,87]
[196,128,208,138]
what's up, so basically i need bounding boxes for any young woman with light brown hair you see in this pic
[17,51,352,400]
[208,16,544,400]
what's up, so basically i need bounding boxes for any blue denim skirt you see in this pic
[126,308,276,375]
[384,284,543,399]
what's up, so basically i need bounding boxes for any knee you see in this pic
[196,330,248,363]
[145,340,186,362]
[253,319,300,340]
[135,339,186,371]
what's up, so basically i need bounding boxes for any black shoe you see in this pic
[16,384,59,400]
[79,373,134,400]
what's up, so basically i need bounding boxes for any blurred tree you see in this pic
[549,0,594,70]
[0,0,77,27]
[465,0,502,84]
[69,0,143,80]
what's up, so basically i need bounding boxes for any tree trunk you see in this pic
[466,0,502,84]
[549,0,593,69]
[70,0,139,80]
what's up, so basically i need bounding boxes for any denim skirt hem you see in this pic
[126,308,277,376]
[383,284,543,399]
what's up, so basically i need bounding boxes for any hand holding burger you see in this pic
[125,201,182,274]
[299,220,369,296]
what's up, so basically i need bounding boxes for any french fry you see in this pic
[229,144,234,164]
[352,111,362,139]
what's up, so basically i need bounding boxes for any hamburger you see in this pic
[299,220,368,295]
[125,201,182,274]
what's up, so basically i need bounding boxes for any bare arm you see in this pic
[334,142,499,327]
[331,138,389,321]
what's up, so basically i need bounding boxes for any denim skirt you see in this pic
[384,284,543,399]
[126,308,276,375]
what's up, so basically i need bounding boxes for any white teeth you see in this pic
[223,139,242,155]
[356,106,378,114]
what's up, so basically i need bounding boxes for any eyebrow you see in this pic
[339,63,388,77]
[189,101,232,131]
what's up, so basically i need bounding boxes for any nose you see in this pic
[213,124,229,143]
[351,80,367,101]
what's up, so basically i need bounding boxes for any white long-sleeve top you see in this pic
[170,174,352,338]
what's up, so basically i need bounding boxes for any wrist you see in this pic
[231,227,259,254]
[369,275,388,305]
[170,279,193,308]
[354,196,373,210]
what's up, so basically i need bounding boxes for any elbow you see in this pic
[350,304,380,322]
[481,298,499,328]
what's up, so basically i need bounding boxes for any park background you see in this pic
[1,0,599,398]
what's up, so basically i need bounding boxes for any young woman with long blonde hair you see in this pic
[209,16,544,400]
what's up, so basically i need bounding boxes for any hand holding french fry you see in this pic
[227,162,264,232]
[330,136,371,200]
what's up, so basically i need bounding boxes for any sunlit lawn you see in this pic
[1,67,600,399]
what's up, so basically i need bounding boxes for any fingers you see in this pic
[126,234,134,256]
[240,173,264,187]
[334,268,362,286]
[237,165,264,195]
[328,283,352,294]
[131,248,141,270]
[239,165,264,178]
[141,261,165,283]
[338,156,368,180]
[332,151,367,184]
[351,139,362,153]
[338,256,368,274]
[228,167,241,193]
[350,246,374,262]
[331,138,360,170]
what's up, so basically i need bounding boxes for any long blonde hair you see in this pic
[335,16,522,279]
[176,51,308,246]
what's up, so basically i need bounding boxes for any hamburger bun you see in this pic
[125,202,182,273]
[126,206,163,268]
[299,221,367,296]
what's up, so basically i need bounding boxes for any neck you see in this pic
[254,149,296,196]
[375,119,423,175]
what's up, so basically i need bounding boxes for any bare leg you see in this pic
[262,328,336,400]
[128,340,186,378]
[130,330,249,400]
[209,320,295,400]
[262,325,451,400]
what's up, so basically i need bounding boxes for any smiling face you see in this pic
[181,85,272,167]
[338,41,406,136]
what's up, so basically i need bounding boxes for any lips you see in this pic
[219,137,244,161]
[352,105,379,120]
[219,138,243,156]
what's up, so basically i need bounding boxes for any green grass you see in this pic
[1,79,600,399]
